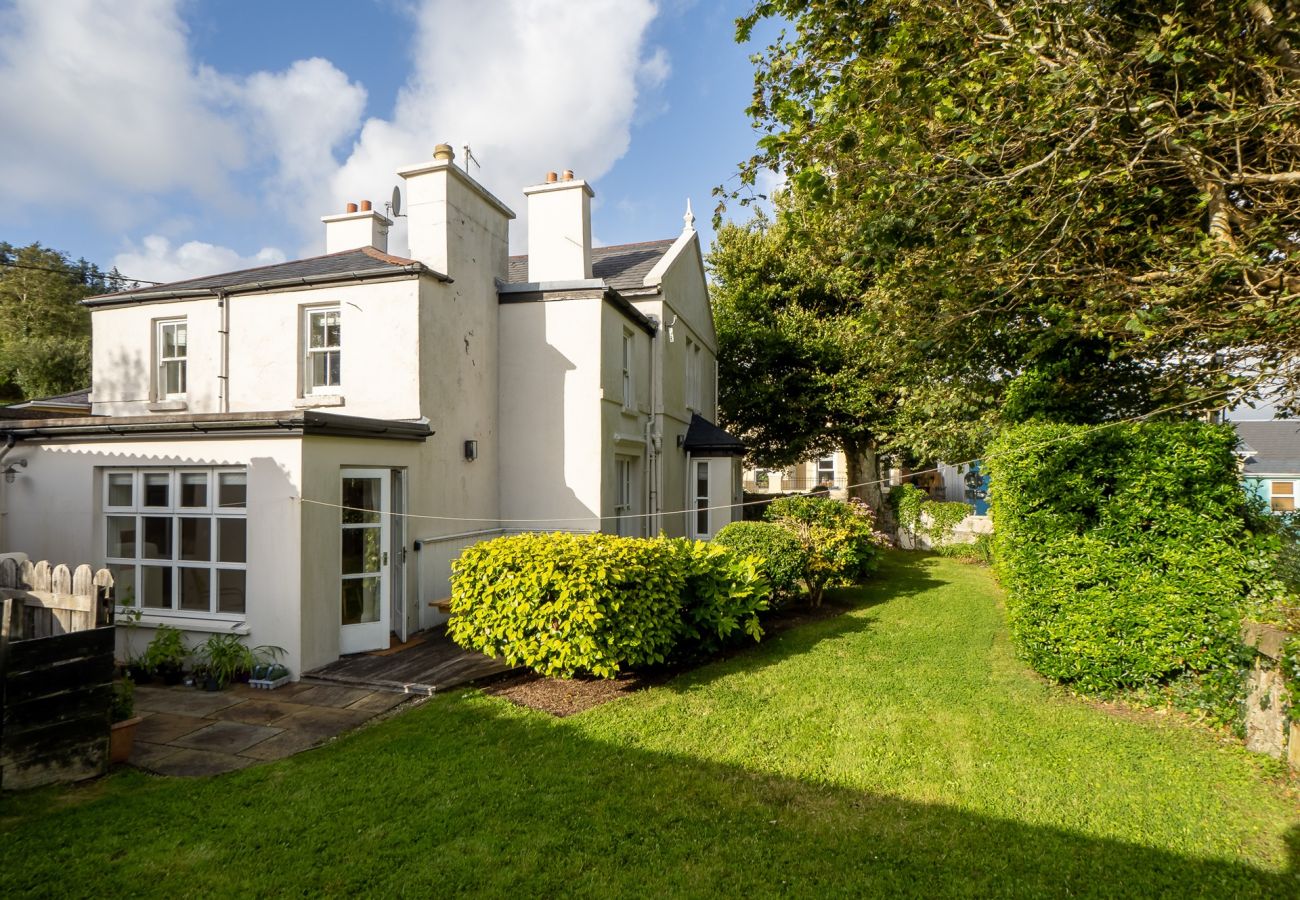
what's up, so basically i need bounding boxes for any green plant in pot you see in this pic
[199,633,255,690]
[144,625,188,685]
[109,677,143,764]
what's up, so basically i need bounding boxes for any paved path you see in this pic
[130,682,411,776]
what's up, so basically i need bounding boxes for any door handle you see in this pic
[382,551,389,567]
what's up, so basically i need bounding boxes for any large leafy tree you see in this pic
[0,243,125,400]
[725,0,1300,423]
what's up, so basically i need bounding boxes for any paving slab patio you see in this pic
[128,682,414,777]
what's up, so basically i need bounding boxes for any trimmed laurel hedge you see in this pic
[714,521,807,604]
[448,532,769,678]
[987,421,1268,702]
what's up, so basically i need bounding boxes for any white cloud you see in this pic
[0,0,244,221]
[113,236,286,284]
[329,0,664,253]
[0,0,666,260]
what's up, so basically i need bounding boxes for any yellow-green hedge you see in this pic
[448,532,770,678]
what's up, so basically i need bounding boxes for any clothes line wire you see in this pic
[293,381,1255,526]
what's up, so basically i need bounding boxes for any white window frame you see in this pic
[621,330,635,410]
[155,318,187,400]
[103,467,248,619]
[303,305,342,395]
[1272,479,1296,513]
[817,454,836,486]
[614,456,638,536]
[695,460,710,537]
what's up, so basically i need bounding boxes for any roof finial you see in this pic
[683,198,695,233]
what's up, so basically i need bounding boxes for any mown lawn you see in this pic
[2,552,1297,897]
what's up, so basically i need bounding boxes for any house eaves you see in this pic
[0,410,433,442]
[497,279,658,336]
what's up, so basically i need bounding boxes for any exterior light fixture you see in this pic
[3,458,28,483]
[464,440,478,462]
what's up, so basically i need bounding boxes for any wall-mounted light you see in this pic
[464,440,478,462]
[3,458,27,483]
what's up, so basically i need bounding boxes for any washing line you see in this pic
[291,381,1254,526]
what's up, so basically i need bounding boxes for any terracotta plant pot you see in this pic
[110,716,144,765]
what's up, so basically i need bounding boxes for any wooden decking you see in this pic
[303,628,513,696]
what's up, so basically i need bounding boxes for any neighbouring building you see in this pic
[0,147,742,675]
[1237,420,1300,513]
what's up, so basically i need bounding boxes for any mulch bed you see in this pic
[481,599,853,717]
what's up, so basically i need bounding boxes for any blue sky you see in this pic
[0,0,779,284]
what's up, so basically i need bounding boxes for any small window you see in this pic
[685,339,703,411]
[615,456,637,536]
[621,331,634,409]
[304,306,342,394]
[817,455,836,487]
[695,461,709,536]
[1273,481,1296,513]
[156,319,187,399]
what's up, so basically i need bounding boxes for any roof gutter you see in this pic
[0,411,433,442]
[85,263,449,308]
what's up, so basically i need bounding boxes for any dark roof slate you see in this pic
[87,247,423,305]
[18,387,91,407]
[1235,420,1300,475]
[682,414,745,455]
[507,238,676,291]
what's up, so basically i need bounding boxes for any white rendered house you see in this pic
[0,147,742,675]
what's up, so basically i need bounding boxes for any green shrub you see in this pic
[764,495,886,605]
[888,481,972,549]
[448,532,769,678]
[715,521,807,604]
[987,421,1271,721]
[936,532,994,565]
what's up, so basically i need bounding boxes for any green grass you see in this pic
[3,553,1298,897]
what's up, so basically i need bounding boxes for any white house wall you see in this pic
[0,435,304,674]
[90,279,424,420]
[599,302,652,533]
[498,297,604,530]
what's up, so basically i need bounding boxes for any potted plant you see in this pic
[198,633,255,690]
[143,625,188,685]
[109,677,143,764]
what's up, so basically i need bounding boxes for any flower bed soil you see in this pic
[482,598,851,717]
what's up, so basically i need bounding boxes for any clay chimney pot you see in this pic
[345,202,358,213]
[545,171,558,184]
[562,169,575,181]
[360,200,372,212]
[433,143,455,161]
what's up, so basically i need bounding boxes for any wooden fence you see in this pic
[0,560,115,791]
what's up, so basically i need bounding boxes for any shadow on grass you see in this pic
[661,549,950,693]
[1,694,1294,897]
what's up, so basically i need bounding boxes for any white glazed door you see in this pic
[692,458,733,540]
[339,469,390,654]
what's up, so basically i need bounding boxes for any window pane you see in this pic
[696,501,709,536]
[341,526,381,575]
[106,516,136,558]
[109,564,136,607]
[108,473,133,507]
[141,516,172,559]
[327,350,340,385]
[161,323,177,358]
[178,567,211,612]
[312,351,328,388]
[143,472,170,507]
[217,518,246,563]
[180,517,211,561]
[173,323,187,355]
[341,477,381,524]
[140,565,173,609]
[310,311,327,348]
[218,472,246,509]
[179,472,208,508]
[324,311,340,347]
[1274,497,1297,512]
[341,577,380,625]
[218,569,246,614]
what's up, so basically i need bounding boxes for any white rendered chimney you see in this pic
[321,200,392,254]
[523,170,593,281]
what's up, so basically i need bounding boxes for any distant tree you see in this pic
[0,243,125,400]
[725,0,1300,418]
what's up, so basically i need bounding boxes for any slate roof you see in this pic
[86,247,426,306]
[15,387,91,408]
[507,238,676,291]
[1235,420,1300,475]
[682,413,745,456]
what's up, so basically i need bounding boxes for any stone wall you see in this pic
[1241,621,1300,769]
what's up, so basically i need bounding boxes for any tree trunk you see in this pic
[844,440,887,513]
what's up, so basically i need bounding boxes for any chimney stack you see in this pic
[321,200,392,254]
[523,169,593,282]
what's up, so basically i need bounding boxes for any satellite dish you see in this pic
[389,185,402,217]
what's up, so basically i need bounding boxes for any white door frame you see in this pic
[390,469,407,643]
[690,456,733,540]
[339,468,391,655]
